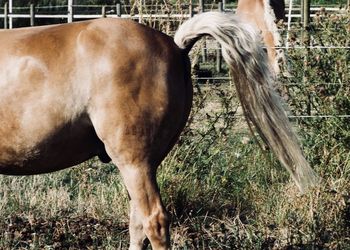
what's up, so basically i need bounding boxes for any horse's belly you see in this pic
[0,116,106,175]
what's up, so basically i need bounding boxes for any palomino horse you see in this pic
[0,12,318,249]
[236,0,285,74]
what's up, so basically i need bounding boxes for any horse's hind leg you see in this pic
[129,199,150,249]
[92,125,173,249]
[89,80,191,249]
[120,163,170,249]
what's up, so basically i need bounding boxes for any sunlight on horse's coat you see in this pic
[0,12,318,249]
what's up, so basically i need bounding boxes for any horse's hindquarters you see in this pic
[0,18,194,248]
[84,22,192,248]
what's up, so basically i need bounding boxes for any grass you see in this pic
[0,6,349,250]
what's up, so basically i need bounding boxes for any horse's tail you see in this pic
[174,12,319,192]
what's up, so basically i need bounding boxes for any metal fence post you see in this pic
[200,0,207,63]
[302,0,311,115]
[68,0,74,23]
[139,0,143,23]
[30,4,35,26]
[4,2,8,29]
[302,0,310,29]
[300,0,310,46]
[9,0,12,28]
[116,2,121,17]
[216,2,223,73]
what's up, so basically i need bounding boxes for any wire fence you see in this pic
[0,2,348,120]
[0,2,348,28]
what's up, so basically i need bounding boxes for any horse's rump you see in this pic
[0,18,187,175]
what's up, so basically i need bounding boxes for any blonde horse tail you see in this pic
[174,12,319,192]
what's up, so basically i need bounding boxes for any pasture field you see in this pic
[0,9,349,250]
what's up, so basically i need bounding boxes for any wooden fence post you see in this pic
[68,0,74,23]
[189,0,193,17]
[216,2,223,73]
[116,2,121,17]
[199,0,204,13]
[4,2,8,29]
[200,0,207,63]
[30,4,35,26]
[102,5,106,17]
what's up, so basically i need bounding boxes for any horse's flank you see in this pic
[0,19,188,175]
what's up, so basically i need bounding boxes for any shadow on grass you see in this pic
[0,214,129,249]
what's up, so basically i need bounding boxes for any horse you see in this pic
[0,12,318,249]
[236,0,286,74]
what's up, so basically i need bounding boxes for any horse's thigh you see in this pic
[89,91,189,168]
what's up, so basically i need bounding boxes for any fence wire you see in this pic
[0,3,348,120]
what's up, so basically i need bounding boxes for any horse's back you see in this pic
[0,18,189,175]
